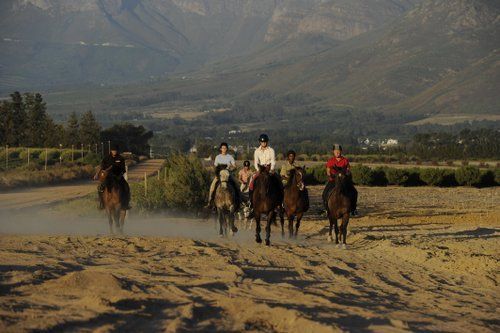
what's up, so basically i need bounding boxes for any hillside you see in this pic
[0,0,419,92]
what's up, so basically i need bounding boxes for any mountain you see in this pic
[0,0,420,92]
[245,0,500,115]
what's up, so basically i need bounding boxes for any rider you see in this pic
[280,150,297,186]
[249,133,276,192]
[96,143,131,210]
[206,142,238,209]
[322,144,358,216]
[238,160,253,192]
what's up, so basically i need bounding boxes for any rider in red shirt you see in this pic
[322,144,358,216]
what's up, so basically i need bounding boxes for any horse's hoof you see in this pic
[265,239,271,246]
[336,243,341,249]
[231,226,238,233]
[341,244,347,250]
[256,237,262,243]
[327,235,333,242]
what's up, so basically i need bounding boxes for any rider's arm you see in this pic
[270,148,276,171]
[228,155,236,170]
[254,149,259,170]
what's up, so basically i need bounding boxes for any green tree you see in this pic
[24,93,49,147]
[101,123,153,155]
[65,112,80,146]
[10,92,26,146]
[79,111,101,146]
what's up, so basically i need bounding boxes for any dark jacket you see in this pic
[101,154,126,176]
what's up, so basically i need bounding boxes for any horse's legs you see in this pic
[288,214,294,238]
[280,208,285,238]
[334,218,340,245]
[107,210,114,234]
[217,210,224,236]
[265,211,275,246]
[118,210,126,234]
[327,216,334,242]
[341,214,349,246]
[114,209,122,235]
[255,214,262,243]
[295,212,303,238]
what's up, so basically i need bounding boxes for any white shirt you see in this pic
[254,146,276,171]
[214,154,235,167]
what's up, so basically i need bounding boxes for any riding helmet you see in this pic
[332,144,343,151]
[243,160,250,167]
[287,150,296,157]
[111,143,120,151]
[259,134,269,142]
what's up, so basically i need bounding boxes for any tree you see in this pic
[10,91,27,146]
[101,123,153,155]
[24,93,49,147]
[79,111,101,146]
[65,112,80,146]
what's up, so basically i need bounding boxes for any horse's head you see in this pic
[219,169,230,189]
[334,169,350,187]
[291,166,306,191]
[98,166,112,182]
[258,164,271,174]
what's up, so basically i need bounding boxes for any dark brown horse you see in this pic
[326,172,355,248]
[98,167,127,234]
[251,165,284,245]
[280,167,309,238]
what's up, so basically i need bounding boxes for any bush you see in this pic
[385,168,410,186]
[495,168,500,185]
[60,149,77,162]
[477,170,496,187]
[455,166,481,186]
[131,178,167,212]
[163,154,210,209]
[38,149,60,166]
[304,165,328,185]
[419,168,457,187]
[352,164,387,186]
[77,152,100,165]
[19,148,43,161]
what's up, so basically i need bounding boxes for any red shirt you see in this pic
[326,156,350,179]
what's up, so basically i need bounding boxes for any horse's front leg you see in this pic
[280,207,285,238]
[334,218,340,245]
[327,215,334,242]
[118,209,126,235]
[341,214,349,248]
[114,209,123,235]
[229,207,238,235]
[265,211,275,246]
[288,214,294,238]
[217,209,224,236]
[107,209,114,235]
[255,214,262,243]
[295,212,303,238]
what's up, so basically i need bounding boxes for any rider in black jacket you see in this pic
[96,144,131,210]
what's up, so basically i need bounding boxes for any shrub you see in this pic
[351,164,388,186]
[131,178,167,212]
[296,154,308,161]
[19,148,43,161]
[495,168,500,185]
[38,149,60,166]
[455,166,481,186]
[304,165,328,185]
[385,168,410,186]
[163,154,210,209]
[77,152,100,166]
[419,168,457,187]
[60,149,77,162]
[477,170,496,187]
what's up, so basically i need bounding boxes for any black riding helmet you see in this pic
[332,144,342,151]
[243,160,250,167]
[111,143,120,152]
[259,134,269,142]
[287,150,296,157]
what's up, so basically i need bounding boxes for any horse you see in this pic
[280,167,309,238]
[214,169,239,237]
[326,171,355,248]
[251,165,284,245]
[98,166,127,235]
[237,179,254,230]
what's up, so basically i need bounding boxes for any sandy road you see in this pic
[0,186,499,332]
[0,159,165,210]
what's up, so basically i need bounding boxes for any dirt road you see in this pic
[0,186,498,332]
[0,159,165,210]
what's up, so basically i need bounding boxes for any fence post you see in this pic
[5,145,8,170]
[164,167,166,180]
[157,170,160,180]
[71,145,74,162]
[44,147,48,171]
[27,147,30,166]
[144,172,148,196]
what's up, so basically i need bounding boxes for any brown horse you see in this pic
[98,167,127,235]
[280,167,309,238]
[214,169,239,237]
[326,172,355,248]
[251,165,284,245]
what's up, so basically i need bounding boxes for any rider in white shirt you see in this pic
[249,134,276,192]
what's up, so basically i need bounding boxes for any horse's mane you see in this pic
[334,173,351,196]
[104,174,122,192]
